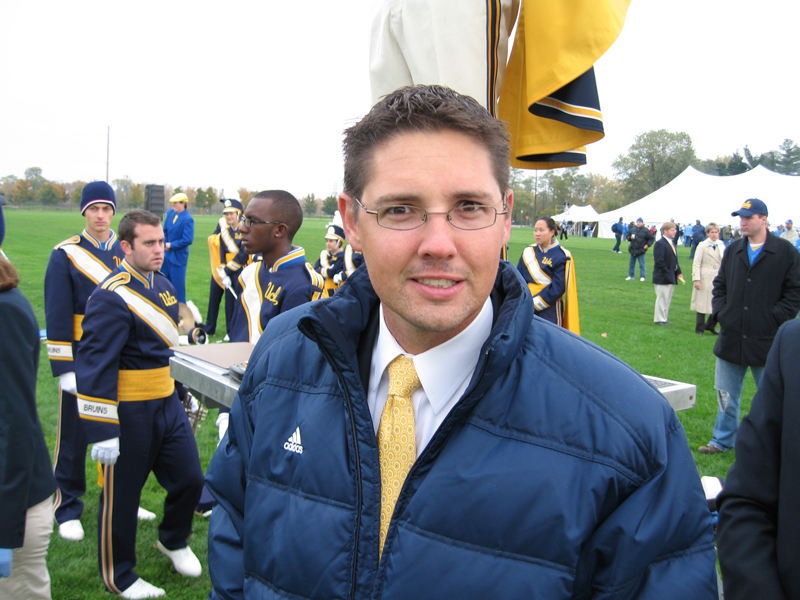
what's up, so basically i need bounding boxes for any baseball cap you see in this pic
[732,198,768,217]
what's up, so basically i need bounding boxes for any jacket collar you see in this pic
[298,261,532,397]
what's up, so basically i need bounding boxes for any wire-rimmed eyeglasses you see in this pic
[352,196,508,231]
[239,215,283,228]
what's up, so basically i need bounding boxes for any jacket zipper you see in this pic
[315,341,362,600]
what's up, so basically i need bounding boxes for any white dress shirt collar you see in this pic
[368,297,493,452]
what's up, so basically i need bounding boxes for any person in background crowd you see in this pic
[44,181,125,543]
[611,217,624,253]
[652,221,684,325]
[162,192,194,303]
[626,217,655,281]
[689,219,706,259]
[0,204,57,600]
[717,318,800,599]
[76,210,204,598]
[517,216,580,333]
[699,198,800,455]
[228,190,324,346]
[203,198,247,336]
[721,223,733,247]
[314,211,346,297]
[690,223,723,335]
[780,219,798,243]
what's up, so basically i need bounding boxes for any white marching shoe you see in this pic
[156,540,202,577]
[58,519,84,541]
[137,506,156,521]
[119,578,165,599]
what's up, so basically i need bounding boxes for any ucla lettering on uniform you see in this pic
[83,403,108,415]
[159,291,178,306]
[542,257,554,267]
[113,256,123,267]
[264,282,282,306]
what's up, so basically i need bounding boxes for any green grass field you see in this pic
[3,209,743,598]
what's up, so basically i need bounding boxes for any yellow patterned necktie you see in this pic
[378,355,421,557]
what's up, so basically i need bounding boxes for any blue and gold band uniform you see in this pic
[341,244,364,283]
[75,260,203,594]
[44,229,124,526]
[206,216,249,335]
[229,246,324,345]
[517,240,580,334]
[314,247,344,297]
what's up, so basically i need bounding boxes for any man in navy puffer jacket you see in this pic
[206,85,717,600]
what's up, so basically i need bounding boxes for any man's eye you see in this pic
[383,206,414,216]
[457,202,483,214]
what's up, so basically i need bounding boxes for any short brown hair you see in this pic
[342,85,510,202]
[661,222,676,233]
[705,222,719,234]
[119,210,161,245]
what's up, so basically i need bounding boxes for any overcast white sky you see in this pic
[1,0,797,200]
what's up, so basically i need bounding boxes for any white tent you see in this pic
[551,204,601,236]
[596,166,800,238]
[551,204,600,222]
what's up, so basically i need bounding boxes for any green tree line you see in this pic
[3,136,798,222]
[509,134,800,225]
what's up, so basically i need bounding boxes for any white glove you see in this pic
[59,372,77,395]
[216,267,232,288]
[333,272,343,285]
[91,437,120,466]
[216,412,230,443]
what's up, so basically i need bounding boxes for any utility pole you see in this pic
[106,126,110,182]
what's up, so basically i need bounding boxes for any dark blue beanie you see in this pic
[81,181,117,215]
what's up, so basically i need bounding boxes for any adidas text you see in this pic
[284,427,303,454]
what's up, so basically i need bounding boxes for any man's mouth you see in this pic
[416,278,456,289]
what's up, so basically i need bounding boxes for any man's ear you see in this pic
[120,239,132,257]
[339,193,362,251]
[274,223,288,239]
[502,188,514,246]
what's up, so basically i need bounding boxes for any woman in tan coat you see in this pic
[691,223,723,334]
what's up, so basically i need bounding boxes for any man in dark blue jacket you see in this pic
[690,219,706,259]
[206,85,716,600]
[611,217,623,252]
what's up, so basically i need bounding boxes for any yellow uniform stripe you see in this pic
[73,314,84,341]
